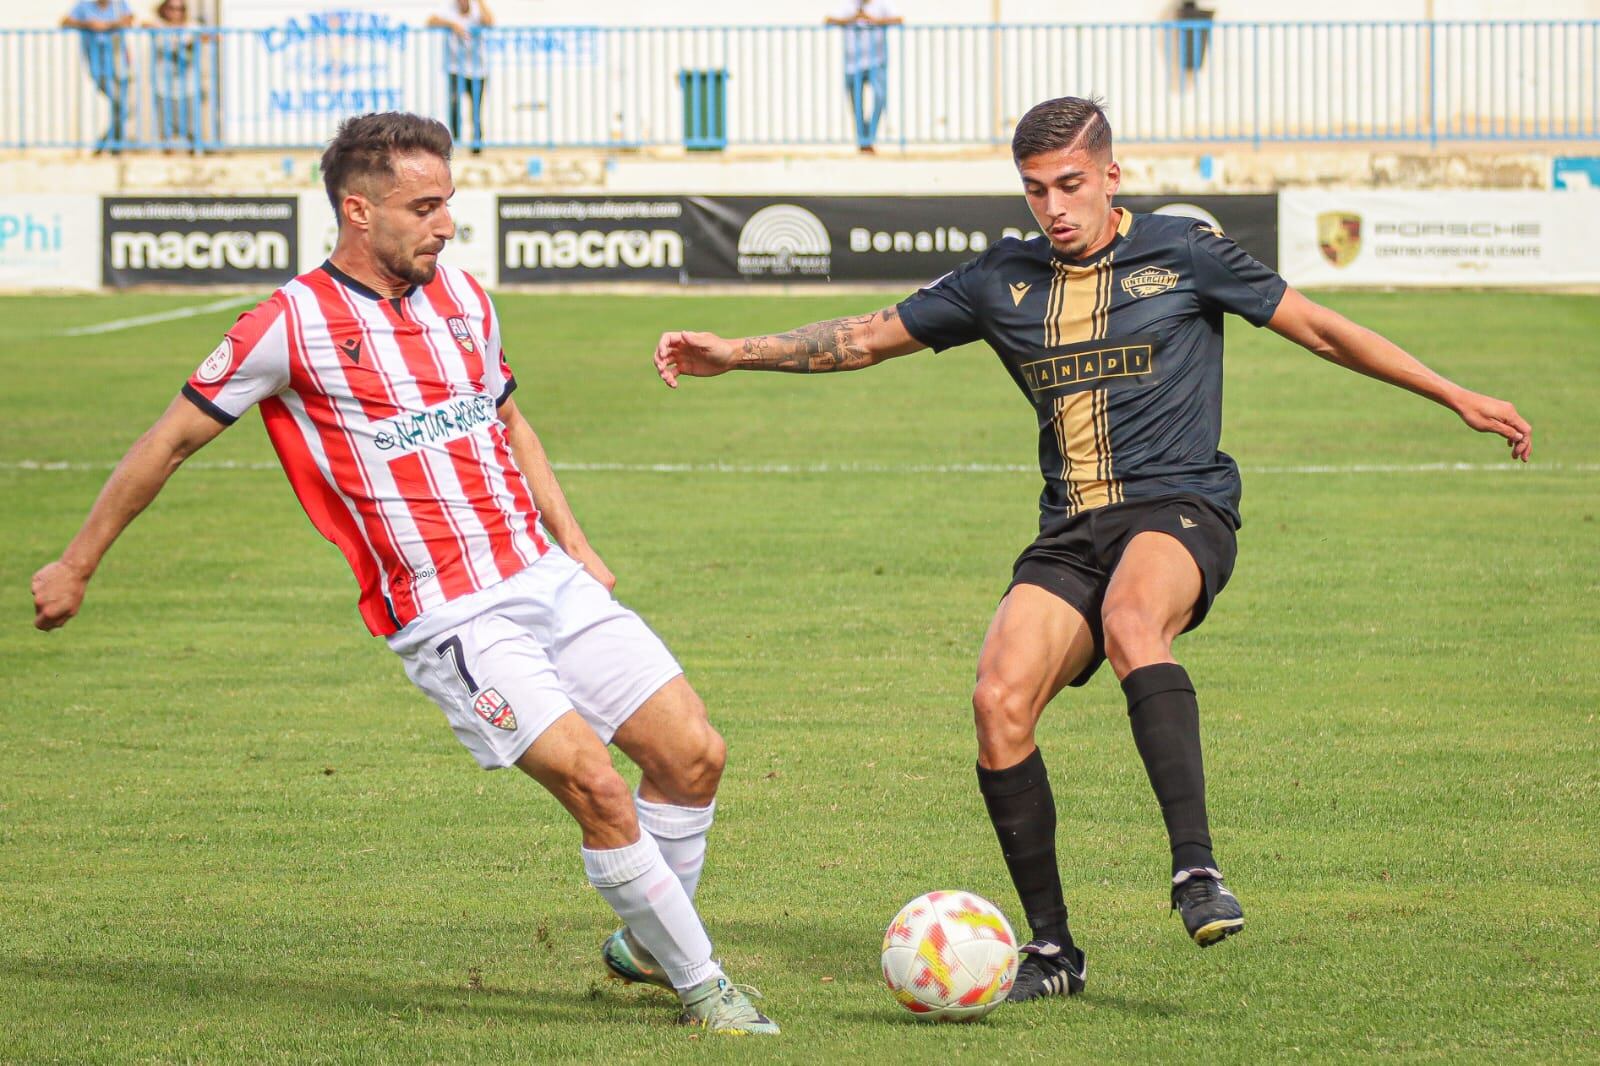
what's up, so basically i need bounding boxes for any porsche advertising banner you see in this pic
[1279,189,1600,287]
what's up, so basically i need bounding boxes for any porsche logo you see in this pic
[1317,212,1362,268]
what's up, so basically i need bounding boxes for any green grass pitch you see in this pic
[1,289,1596,1063]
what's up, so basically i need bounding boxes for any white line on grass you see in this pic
[58,295,258,337]
[3,459,1592,475]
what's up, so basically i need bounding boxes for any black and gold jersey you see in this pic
[896,209,1286,529]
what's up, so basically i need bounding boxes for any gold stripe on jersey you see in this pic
[1042,218,1129,512]
[1044,260,1105,348]
[1053,388,1116,512]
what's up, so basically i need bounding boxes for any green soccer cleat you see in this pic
[601,927,673,990]
[677,976,781,1036]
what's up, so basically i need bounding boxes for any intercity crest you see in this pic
[472,687,518,731]
[1317,212,1362,268]
[447,316,477,355]
[1120,265,1179,299]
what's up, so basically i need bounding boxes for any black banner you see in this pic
[683,195,1031,283]
[498,197,689,283]
[496,194,1276,285]
[1124,195,1278,271]
[102,197,298,287]
[681,194,1278,283]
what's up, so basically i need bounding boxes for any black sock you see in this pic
[976,748,1075,953]
[1123,663,1215,875]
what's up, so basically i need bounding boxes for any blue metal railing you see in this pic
[2,21,1596,152]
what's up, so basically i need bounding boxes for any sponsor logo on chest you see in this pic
[1019,343,1155,399]
[372,392,497,455]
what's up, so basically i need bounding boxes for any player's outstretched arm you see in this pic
[498,397,616,592]
[653,305,925,388]
[32,394,229,631]
[1267,287,1532,462]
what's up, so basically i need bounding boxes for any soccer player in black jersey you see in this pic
[652,97,1532,1002]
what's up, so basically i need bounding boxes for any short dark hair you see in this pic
[321,112,454,217]
[1011,97,1112,163]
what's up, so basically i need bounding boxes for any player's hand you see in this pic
[32,560,89,631]
[654,330,735,389]
[1452,390,1532,462]
[567,543,617,593]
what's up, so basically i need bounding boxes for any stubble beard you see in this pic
[1048,231,1091,259]
[380,243,438,287]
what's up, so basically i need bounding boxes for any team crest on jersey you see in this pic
[447,316,476,355]
[472,687,518,731]
[194,338,234,384]
[1120,266,1179,299]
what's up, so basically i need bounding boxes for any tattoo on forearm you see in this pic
[738,306,900,373]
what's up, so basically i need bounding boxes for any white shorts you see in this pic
[386,546,683,770]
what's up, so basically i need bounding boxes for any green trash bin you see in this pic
[678,69,728,150]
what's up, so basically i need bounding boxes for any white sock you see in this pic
[635,794,715,900]
[582,833,721,991]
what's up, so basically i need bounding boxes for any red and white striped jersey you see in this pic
[184,261,549,636]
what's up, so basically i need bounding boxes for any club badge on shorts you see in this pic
[472,687,518,731]
[447,316,477,355]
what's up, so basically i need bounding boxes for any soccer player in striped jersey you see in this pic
[31,112,777,1036]
[653,96,1531,1002]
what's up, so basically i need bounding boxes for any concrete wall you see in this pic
[0,143,1566,200]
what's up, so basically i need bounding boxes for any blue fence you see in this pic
[3,20,1597,152]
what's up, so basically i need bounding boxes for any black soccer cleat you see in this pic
[1004,939,1087,1002]
[1171,867,1245,947]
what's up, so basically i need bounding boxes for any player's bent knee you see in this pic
[675,725,726,804]
[567,765,636,827]
[640,720,725,806]
[700,726,727,780]
[972,677,1031,726]
[972,678,1036,760]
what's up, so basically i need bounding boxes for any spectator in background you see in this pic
[146,0,205,154]
[826,0,901,154]
[62,0,134,155]
[428,0,494,154]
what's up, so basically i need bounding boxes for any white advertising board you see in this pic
[1279,189,1600,288]
[297,188,498,288]
[0,196,102,292]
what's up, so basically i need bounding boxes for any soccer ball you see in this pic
[881,890,1018,1021]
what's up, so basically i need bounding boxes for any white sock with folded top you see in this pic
[635,794,715,900]
[582,833,720,991]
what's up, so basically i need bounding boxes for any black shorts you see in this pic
[1008,494,1238,688]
